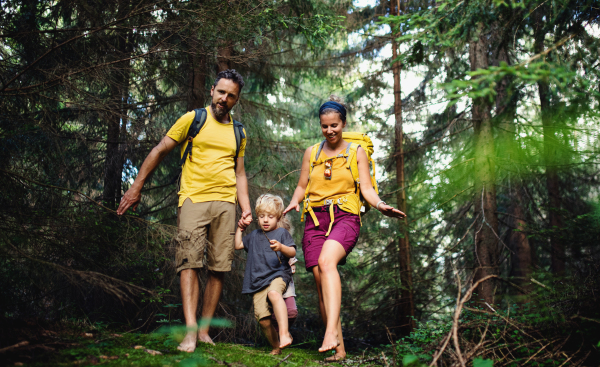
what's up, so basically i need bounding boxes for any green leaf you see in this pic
[473,358,494,367]
[403,354,419,366]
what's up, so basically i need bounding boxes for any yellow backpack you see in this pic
[301,132,379,236]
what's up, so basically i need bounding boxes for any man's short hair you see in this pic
[213,69,245,91]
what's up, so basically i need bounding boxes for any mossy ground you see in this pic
[4,329,350,367]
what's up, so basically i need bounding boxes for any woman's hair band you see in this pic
[319,101,346,122]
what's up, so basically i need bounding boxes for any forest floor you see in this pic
[0,323,383,367]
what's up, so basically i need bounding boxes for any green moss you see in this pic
[27,331,343,367]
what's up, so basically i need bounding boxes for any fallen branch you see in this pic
[273,352,292,367]
[0,341,29,353]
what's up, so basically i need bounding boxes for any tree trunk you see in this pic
[509,188,533,295]
[534,8,564,275]
[492,35,532,296]
[103,2,132,208]
[187,35,207,111]
[392,0,415,335]
[217,45,232,72]
[470,29,499,305]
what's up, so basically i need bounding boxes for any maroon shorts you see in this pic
[302,207,361,270]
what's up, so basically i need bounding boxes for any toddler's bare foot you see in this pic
[318,332,340,353]
[177,331,197,353]
[270,348,282,355]
[198,332,215,346]
[324,352,346,362]
[279,332,293,349]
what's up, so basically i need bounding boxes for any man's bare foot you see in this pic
[279,332,293,349]
[177,331,197,353]
[198,332,215,346]
[318,332,340,353]
[270,348,282,355]
[324,352,346,362]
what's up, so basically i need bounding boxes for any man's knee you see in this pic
[259,317,271,329]
[208,270,225,280]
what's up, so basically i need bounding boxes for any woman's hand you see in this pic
[283,202,300,215]
[378,203,406,219]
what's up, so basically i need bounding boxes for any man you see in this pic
[117,69,252,352]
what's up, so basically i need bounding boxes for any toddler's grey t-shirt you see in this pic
[241,228,296,294]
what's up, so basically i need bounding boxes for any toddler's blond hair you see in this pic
[255,194,292,233]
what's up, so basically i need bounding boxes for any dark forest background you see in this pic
[1,0,600,365]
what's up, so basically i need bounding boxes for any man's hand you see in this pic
[269,240,283,252]
[237,211,253,231]
[117,186,141,215]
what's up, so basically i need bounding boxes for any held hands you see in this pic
[269,240,283,252]
[116,186,141,215]
[378,203,406,219]
[237,211,253,231]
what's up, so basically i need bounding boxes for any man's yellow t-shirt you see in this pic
[166,107,246,207]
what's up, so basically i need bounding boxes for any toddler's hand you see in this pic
[269,240,282,252]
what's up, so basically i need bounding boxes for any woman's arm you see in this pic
[356,147,406,218]
[283,146,312,215]
[234,227,245,250]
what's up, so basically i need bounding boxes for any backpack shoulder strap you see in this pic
[233,119,245,172]
[180,108,207,166]
[312,140,326,165]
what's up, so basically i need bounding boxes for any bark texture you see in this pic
[470,29,499,305]
[187,35,207,111]
[534,7,565,275]
[491,32,532,295]
[392,0,415,335]
[102,1,132,208]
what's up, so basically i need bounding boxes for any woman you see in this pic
[283,96,405,360]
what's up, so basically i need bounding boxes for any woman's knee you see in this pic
[317,256,337,273]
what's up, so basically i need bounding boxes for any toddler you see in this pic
[235,194,296,355]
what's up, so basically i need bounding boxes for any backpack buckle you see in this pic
[324,199,333,206]
[324,159,332,180]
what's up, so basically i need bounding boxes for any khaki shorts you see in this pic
[252,277,287,320]
[175,199,236,273]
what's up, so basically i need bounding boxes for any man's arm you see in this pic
[116,136,178,215]
[235,156,253,228]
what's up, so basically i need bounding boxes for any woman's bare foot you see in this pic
[198,332,215,346]
[279,333,293,349]
[177,331,197,353]
[324,352,346,362]
[318,332,340,353]
[270,348,282,355]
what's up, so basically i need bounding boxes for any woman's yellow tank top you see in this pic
[307,149,356,203]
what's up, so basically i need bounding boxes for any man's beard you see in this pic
[211,101,231,120]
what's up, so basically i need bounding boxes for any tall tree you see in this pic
[470,23,499,304]
[391,0,415,335]
[534,5,564,274]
